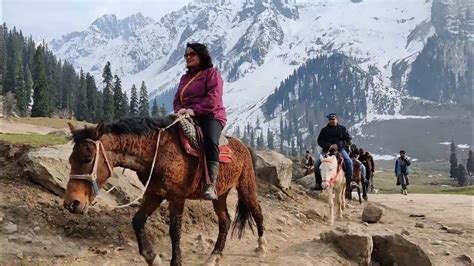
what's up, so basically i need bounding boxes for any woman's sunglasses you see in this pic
[184,52,197,58]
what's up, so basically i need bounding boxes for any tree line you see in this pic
[0,23,166,122]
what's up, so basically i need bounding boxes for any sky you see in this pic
[1,0,190,41]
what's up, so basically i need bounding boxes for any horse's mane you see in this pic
[72,116,175,143]
[106,116,174,135]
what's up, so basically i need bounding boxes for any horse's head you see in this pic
[64,122,112,214]
[319,154,338,189]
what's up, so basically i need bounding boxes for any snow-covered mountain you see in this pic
[50,0,448,134]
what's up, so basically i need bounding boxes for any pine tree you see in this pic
[250,127,255,148]
[159,104,167,117]
[15,62,27,116]
[291,138,297,157]
[85,73,98,121]
[75,69,89,121]
[234,126,241,138]
[450,140,458,179]
[95,91,104,122]
[0,24,7,91]
[129,84,138,115]
[467,150,474,176]
[120,91,129,118]
[257,131,265,150]
[267,128,274,150]
[102,61,114,121]
[456,164,468,186]
[242,126,248,145]
[31,46,49,117]
[113,75,122,119]
[151,98,159,117]
[139,80,149,116]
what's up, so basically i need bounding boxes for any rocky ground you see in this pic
[1,156,473,265]
[0,120,472,265]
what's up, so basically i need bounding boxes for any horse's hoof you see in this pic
[204,254,220,266]
[151,255,163,266]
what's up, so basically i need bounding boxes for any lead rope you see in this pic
[104,114,189,210]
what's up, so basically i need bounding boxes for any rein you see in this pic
[320,158,343,188]
[69,114,189,209]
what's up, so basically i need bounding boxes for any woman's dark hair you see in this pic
[186,42,213,73]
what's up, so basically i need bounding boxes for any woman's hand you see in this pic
[186,109,195,116]
[177,108,195,117]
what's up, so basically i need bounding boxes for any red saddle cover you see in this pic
[178,128,232,163]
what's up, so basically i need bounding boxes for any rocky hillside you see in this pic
[1,138,473,265]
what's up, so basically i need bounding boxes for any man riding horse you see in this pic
[313,113,355,190]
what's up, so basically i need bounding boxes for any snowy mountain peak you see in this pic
[51,0,437,133]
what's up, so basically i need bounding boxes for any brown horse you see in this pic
[347,158,363,204]
[63,116,266,266]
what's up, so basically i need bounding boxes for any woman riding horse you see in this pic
[173,42,226,200]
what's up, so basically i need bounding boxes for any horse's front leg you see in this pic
[357,184,362,204]
[132,194,163,265]
[362,178,368,201]
[328,188,334,226]
[169,199,185,266]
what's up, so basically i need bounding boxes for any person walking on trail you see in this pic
[312,113,355,190]
[395,150,411,195]
[359,148,375,192]
[303,150,315,175]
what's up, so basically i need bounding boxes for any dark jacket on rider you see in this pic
[317,124,351,152]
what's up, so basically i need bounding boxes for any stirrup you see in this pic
[202,184,217,200]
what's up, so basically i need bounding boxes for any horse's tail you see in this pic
[231,145,258,239]
[247,146,258,175]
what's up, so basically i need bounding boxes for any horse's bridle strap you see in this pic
[320,157,343,187]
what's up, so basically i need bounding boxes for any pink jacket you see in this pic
[173,68,227,127]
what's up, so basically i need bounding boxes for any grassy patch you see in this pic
[373,162,468,194]
[0,133,68,147]
[9,117,92,129]
[440,186,474,196]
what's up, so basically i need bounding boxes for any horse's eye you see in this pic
[82,156,93,164]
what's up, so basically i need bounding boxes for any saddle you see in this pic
[176,117,232,163]
[327,149,344,169]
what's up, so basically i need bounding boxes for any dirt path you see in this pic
[1,156,473,266]
[0,118,57,134]
[370,194,474,227]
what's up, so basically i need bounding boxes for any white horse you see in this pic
[320,152,346,226]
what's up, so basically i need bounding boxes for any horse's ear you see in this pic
[95,121,106,140]
[67,122,76,134]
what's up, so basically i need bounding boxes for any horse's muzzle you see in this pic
[64,200,86,214]
[321,182,328,190]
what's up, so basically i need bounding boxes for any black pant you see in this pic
[196,118,222,162]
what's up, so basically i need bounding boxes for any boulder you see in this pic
[362,204,384,223]
[294,173,315,189]
[372,233,432,266]
[18,144,144,206]
[255,150,293,190]
[320,225,373,265]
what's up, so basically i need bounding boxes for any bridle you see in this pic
[68,114,189,209]
[320,157,343,188]
[69,139,113,195]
